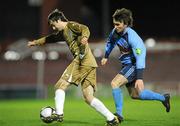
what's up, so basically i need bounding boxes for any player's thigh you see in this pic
[81,67,97,90]
[56,61,78,90]
[82,84,94,104]
[55,78,70,90]
[111,74,128,88]
[61,61,79,83]
[119,65,136,84]
[126,84,139,99]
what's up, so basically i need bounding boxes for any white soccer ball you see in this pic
[40,106,55,123]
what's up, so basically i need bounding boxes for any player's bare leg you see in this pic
[82,84,119,125]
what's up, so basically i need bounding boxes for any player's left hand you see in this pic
[101,58,108,66]
[27,41,36,47]
[81,37,88,45]
[135,79,144,91]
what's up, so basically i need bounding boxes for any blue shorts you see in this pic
[119,64,136,83]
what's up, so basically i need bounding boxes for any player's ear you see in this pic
[124,24,128,28]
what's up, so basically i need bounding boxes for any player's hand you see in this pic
[101,58,108,66]
[27,41,36,47]
[135,79,144,91]
[81,37,88,45]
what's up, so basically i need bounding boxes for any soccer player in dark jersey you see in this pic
[28,9,119,126]
[101,8,170,122]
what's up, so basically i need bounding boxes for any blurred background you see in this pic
[0,0,180,99]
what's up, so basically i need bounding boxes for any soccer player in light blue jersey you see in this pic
[101,8,170,122]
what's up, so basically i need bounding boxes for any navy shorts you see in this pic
[119,64,136,86]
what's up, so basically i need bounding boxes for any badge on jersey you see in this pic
[136,48,142,55]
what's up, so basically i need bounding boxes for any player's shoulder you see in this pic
[125,27,141,39]
[67,21,83,32]
[68,21,81,28]
[108,28,116,39]
[125,27,137,35]
[68,21,79,25]
[125,27,144,44]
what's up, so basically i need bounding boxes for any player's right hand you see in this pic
[101,58,108,66]
[27,41,36,47]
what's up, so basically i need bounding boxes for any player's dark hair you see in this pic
[112,8,133,27]
[48,9,68,24]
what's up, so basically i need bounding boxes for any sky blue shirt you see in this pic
[105,27,146,70]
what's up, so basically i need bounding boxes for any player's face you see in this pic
[113,19,127,33]
[49,20,64,31]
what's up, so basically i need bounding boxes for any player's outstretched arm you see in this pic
[27,40,36,47]
[27,37,46,47]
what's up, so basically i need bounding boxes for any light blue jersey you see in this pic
[104,27,146,79]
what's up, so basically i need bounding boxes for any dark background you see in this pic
[0,0,180,42]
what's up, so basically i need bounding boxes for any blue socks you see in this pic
[112,89,165,117]
[139,89,165,101]
[112,88,123,116]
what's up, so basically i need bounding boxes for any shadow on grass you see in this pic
[40,119,103,126]
[123,118,137,122]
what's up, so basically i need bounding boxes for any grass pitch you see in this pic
[0,96,180,126]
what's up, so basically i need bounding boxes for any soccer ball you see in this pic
[40,106,55,123]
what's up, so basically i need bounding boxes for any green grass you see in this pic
[0,96,180,126]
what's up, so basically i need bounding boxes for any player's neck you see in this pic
[61,22,68,29]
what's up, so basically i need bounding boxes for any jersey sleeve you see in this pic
[68,22,90,39]
[68,22,90,58]
[128,31,146,79]
[34,31,64,45]
[78,23,90,55]
[45,31,64,43]
[104,30,117,58]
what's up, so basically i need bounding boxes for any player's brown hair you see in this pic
[112,8,133,27]
[48,9,68,24]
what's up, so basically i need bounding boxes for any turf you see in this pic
[0,96,180,126]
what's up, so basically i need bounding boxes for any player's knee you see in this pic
[82,92,94,104]
[111,81,118,88]
[111,80,123,88]
[130,92,140,99]
[130,95,139,99]
[55,79,69,90]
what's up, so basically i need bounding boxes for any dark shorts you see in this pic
[119,64,136,87]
